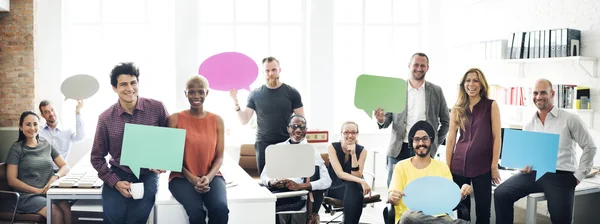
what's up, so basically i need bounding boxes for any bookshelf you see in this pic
[497,104,595,129]
[503,56,597,78]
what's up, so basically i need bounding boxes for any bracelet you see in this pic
[351,166,359,171]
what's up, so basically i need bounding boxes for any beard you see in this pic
[267,77,279,87]
[415,144,431,157]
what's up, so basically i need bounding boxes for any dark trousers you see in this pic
[453,172,492,224]
[255,139,288,175]
[327,182,364,224]
[494,171,577,224]
[169,176,229,224]
[387,143,413,187]
[101,167,158,224]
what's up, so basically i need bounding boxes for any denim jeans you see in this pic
[169,176,229,224]
[101,167,158,224]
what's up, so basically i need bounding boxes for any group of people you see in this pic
[380,53,596,224]
[3,52,596,224]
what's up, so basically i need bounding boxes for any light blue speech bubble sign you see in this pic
[501,129,559,180]
[60,74,100,100]
[403,176,460,216]
[120,123,186,178]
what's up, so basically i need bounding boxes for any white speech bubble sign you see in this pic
[60,74,100,100]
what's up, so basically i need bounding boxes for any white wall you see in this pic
[429,0,600,165]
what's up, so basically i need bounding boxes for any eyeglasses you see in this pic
[289,124,306,130]
[342,131,358,136]
[412,136,432,143]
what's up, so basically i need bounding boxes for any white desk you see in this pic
[153,155,277,224]
[46,154,103,224]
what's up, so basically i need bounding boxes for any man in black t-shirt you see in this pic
[230,56,304,175]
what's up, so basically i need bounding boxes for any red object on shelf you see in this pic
[306,130,329,143]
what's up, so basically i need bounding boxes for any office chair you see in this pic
[319,153,382,223]
[0,163,46,224]
[382,202,469,224]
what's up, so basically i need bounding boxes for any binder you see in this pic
[555,29,562,57]
[529,31,536,58]
[513,32,525,59]
[560,28,581,57]
[507,33,515,59]
[533,31,540,58]
[523,32,530,59]
[549,29,557,57]
[542,30,550,58]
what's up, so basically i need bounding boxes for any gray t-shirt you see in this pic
[247,83,303,142]
[5,139,59,192]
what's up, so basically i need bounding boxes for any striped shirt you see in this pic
[90,97,169,187]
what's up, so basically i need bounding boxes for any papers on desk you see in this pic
[50,171,102,188]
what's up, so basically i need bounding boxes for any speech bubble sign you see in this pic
[501,129,559,180]
[265,144,315,179]
[403,176,460,216]
[354,74,407,119]
[60,74,100,100]
[120,123,186,178]
[199,52,258,91]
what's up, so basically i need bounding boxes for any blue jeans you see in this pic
[101,167,158,224]
[169,176,229,224]
[387,142,413,187]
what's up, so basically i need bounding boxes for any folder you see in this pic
[555,29,562,57]
[560,28,581,57]
[523,32,530,59]
[542,30,550,58]
[549,29,557,57]
[533,31,540,58]
[529,31,536,59]
[507,33,515,59]
[513,32,524,59]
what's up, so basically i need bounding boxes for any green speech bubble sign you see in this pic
[121,123,186,178]
[354,74,407,118]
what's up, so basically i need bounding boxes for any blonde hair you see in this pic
[453,68,490,130]
[186,75,209,89]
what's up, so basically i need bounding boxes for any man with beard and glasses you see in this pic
[38,99,86,171]
[388,121,471,224]
[230,56,305,176]
[494,79,597,224]
[260,115,331,224]
[374,52,450,187]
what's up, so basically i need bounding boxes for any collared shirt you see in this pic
[260,138,332,191]
[524,106,597,181]
[404,81,427,142]
[39,114,85,169]
[90,97,169,187]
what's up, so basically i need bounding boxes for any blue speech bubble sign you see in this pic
[403,176,460,216]
[501,129,559,180]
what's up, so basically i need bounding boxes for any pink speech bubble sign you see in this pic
[199,52,258,91]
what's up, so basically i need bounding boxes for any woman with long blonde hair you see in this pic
[445,68,501,223]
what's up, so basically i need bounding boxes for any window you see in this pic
[198,0,307,144]
[62,0,176,134]
[333,0,421,133]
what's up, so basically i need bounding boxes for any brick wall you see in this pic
[0,0,34,127]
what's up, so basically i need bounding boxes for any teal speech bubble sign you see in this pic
[60,74,100,101]
[120,123,186,178]
[403,176,461,216]
[354,74,407,118]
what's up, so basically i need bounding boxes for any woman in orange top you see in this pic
[168,75,228,224]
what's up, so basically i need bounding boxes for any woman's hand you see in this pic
[360,180,371,197]
[491,166,501,185]
[388,189,405,205]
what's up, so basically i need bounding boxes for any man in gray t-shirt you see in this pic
[230,56,304,175]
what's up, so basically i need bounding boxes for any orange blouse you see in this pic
[169,110,219,181]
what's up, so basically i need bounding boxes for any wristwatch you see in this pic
[54,173,61,179]
[234,105,241,111]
